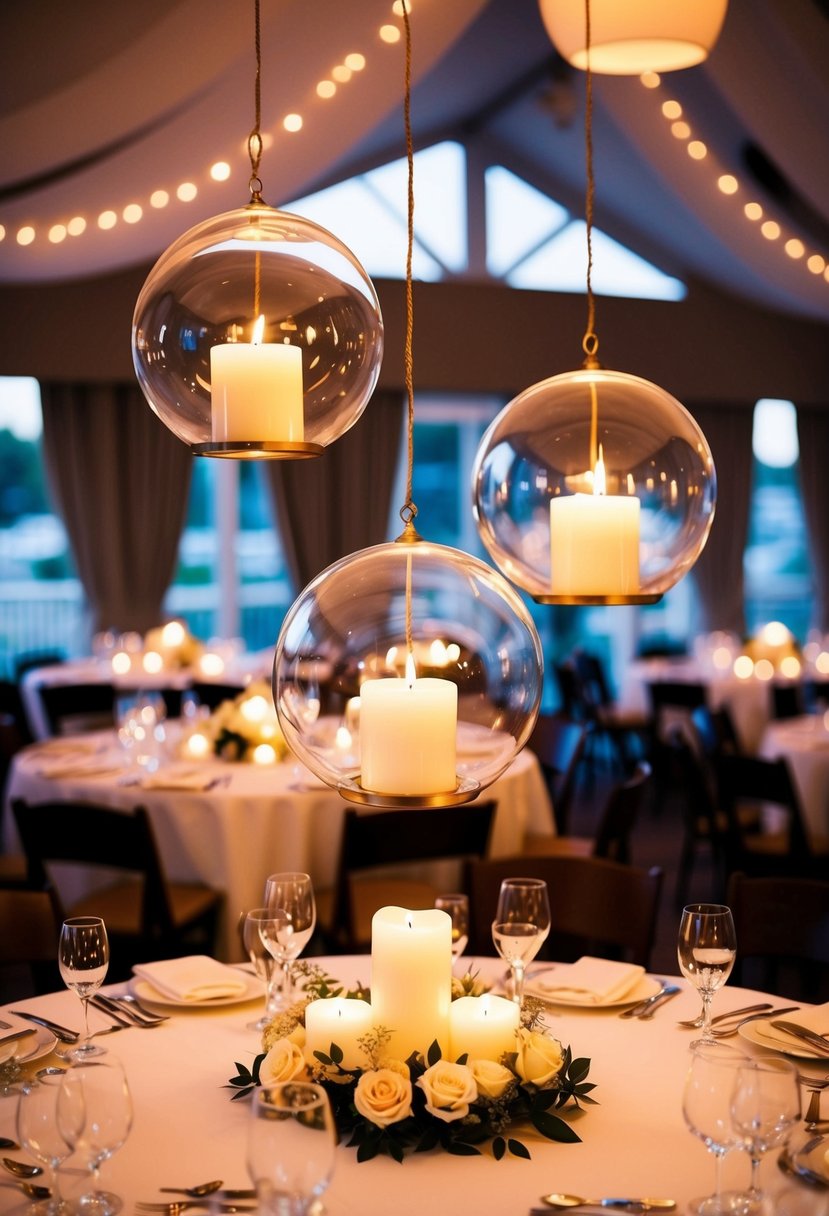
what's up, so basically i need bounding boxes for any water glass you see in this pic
[247,1082,336,1216]
[731,1055,801,1211]
[17,1073,74,1215]
[435,894,469,965]
[677,903,737,1043]
[682,1041,750,1216]
[57,1057,133,1216]
[263,873,316,1011]
[491,877,551,1007]
[58,916,109,1059]
[243,907,279,1031]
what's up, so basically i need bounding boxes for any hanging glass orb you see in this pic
[132,203,383,459]
[472,367,716,605]
[273,530,544,807]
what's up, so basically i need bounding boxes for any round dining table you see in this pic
[759,713,829,841]
[0,956,825,1215]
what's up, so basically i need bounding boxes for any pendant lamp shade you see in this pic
[132,204,383,459]
[538,0,728,74]
[472,367,716,605]
[272,535,543,807]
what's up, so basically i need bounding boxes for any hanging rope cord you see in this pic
[582,0,599,369]
[400,0,418,529]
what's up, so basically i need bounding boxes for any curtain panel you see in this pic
[796,405,829,633]
[39,381,192,635]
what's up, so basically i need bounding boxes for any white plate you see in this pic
[738,1018,829,1060]
[524,971,662,1009]
[0,1025,58,1065]
[129,973,262,1010]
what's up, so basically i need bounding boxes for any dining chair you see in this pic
[659,730,729,907]
[37,682,117,736]
[690,704,742,759]
[317,800,497,953]
[467,854,663,968]
[571,651,650,772]
[523,760,652,866]
[726,870,829,1002]
[11,798,224,979]
[526,714,587,834]
[0,885,61,996]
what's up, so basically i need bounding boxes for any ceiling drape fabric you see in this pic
[795,405,829,633]
[687,403,754,637]
[39,381,193,635]
[265,391,406,593]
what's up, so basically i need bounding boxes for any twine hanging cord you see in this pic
[581,0,599,369]
[248,0,264,200]
[399,0,418,530]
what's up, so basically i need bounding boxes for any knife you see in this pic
[9,1011,79,1044]
[0,1028,36,1048]
[619,985,680,1019]
[771,1021,829,1055]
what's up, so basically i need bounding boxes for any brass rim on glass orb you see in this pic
[337,776,482,809]
[191,440,324,460]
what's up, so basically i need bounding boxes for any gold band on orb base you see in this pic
[337,775,481,808]
[192,440,324,459]
[534,592,662,606]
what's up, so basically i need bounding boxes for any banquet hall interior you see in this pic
[1,0,826,1036]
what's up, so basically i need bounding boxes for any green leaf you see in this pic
[426,1040,442,1067]
[532,1110,582,1144]
[313,1050,333,1065]
[329,1042,344,1065]
[356,1140,378,1163]
[492,1136,506,1161]
[568,1056,591,1084]
[445,1140,481,1156]
[387,1138,404,1164]
[508,1138,531,1159]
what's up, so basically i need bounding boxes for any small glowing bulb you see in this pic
[98,210,117,230]
[744,202,763,221]
[177,182,197,202]
[345,52,366,71]
[807,254,826,275]
[671,121,691,140]
[142,650,164,674]
[332,64,352,83]
[317,80,336,98]
[112,651,132,675]
[16,226,36,246]
[687,140,707,160]
[150,190,169,209]
[161,621,186,648]
[761,220,781,241]
[640,71,661,88]
[123,203,143,224]
[252,743,277,765]
[67,216,87,236]
[185,732,210,758]
[784,238,804,260]
[733,655,753,680]
[717,175,739,195]
[210,161,231,181]
[283,113,303,132]
[662,99,682,120]
[380,24,401,43]
[48,224,67,243]
[754,658,774,681]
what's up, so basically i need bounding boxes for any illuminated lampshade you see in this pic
[472,367,716,605]
[273,532,543,807]
[538,0,728,74]
[132,203,383,459]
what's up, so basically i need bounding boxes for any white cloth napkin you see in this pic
[139,769,217,791]
[36,759,121,779]
[534,955,645,1004]
[133,955,248,1002]
[754,1002,829,1053]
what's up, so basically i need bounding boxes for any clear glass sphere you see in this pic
[472,367,716,604]
[273,535,544,805]
[132,203,383,457]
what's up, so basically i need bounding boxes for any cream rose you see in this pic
[416,1060,478,1123]
[354,1067,413,1128]
[469,1058,515,1101]
[260,1038,308,1084]
[513,1028,564,1088]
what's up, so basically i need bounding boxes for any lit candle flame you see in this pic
[252,314,265,344]
[405,652,417,688]
[593,444,607,496]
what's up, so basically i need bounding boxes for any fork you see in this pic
[136,1204,256,1214]
[676,1002,771,1030]
[708,1005,801,1039]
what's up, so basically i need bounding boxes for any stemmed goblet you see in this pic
[682,1041,750,1216]
[262,872,316,1012]
[243,907,280,1032]
[491,877,551,1007]
[247,1081,336,1216]
[677,903,736,1044]
[58,916,110,1059]
[57,1057,133,1216]
[17,1073,74,1215]
[730,1055,801,1212]
[435,894,469,969]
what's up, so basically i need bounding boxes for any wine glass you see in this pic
[435,894,469,968]
[247,1082,336,1216]
[677,903,737,1044]
[58,916,110,1059]
[17,1073,74,1215]
[243,907,279,1032]
[731,1055,801,1211]
[491,877,551,1007]
[57,1057,133,1216]
[682,1041,751,1216]
[263,873,316,1011]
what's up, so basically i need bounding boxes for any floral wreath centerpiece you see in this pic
[228,906,595,1162]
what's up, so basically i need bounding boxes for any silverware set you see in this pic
[9,993,168,1043]
[618,984,680,1019]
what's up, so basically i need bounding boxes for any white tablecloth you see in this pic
[759,714,829,840]
[0,958,824,1216]
[5,738,554,960]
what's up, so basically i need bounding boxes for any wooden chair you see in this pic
[38,682,117,736]
[572,651,651,767]
[526,714,587,834]
[318,800,496,952]
[726,871,829,1002]
[0,886,61,996]
[690,704,741,759]
[660,731,728,907]
[12,798,223,979]
[524,760,652,866]
[467,854,663,968]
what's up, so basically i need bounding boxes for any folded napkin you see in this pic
[139,769,217,791]
[534,955,645,1004]
[37,759,121,780]
[754,1002,829,1053]
[133,955,248,1002]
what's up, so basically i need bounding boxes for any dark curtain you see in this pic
[265,391,406,592]
[689,403,755,636]
[39,381,193,634]
[796,404,829,632]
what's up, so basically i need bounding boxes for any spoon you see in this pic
[3,1157,43,1179]
[0,1181,52,1201]
[159,1181,224,1198]
[541,1196,676,1211]
[0,1140,19,1151]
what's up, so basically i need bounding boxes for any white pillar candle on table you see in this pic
[359,670,458,795]
[550,491,640,596]
[210,318,303,443]
[304,997,374,1071]
[370,906,452,1061]
[448,994,520,1063]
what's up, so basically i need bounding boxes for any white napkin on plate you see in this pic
[139,769,217,791]
[754,1002,829,1053]
[535,955,645,1004]
[133,955,249,1002]
[37,759,121,779]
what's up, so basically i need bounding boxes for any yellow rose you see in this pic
[469,1058,515,1101]
[416,1060,478,1123]
[513,1028,564,1088]
[354,1067,413,1127]
[260,1038,308,1084]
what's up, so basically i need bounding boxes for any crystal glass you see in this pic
[435,894,469,966]
[247,1082,336,1216]
[243,907,280,1031]
[17,1073,74,1215]
[682,1041,750,1216]
[262,873,316,1011]
[491,877,551,1007]
[58,916,109,1059]
[731,1055,801,1211]
[677,903,736,1044]
[57,1058,133,1216]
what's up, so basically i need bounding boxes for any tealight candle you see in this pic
[304,997,374,1071]
[210,316,304,443]
[448,994,520,1063]
[370,906,452,1061]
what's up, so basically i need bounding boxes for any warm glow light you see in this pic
[784,238,805,260]
[754,658,774,681]
[240,694,269,723]
[671,121,691,140]
[717,174,739,195]
[112,651,132,676]
[0,225,5,242]
[150,190,170,209]
[687,140,707,160]
[662,99,682,120]
[185,731,210,758]
[283,113,303,132]
[392,0,412,13]
[67,216,87,236]
[252,743,277,765]
[344,52,366,71]
[332,64,352,83]
[17,226,36,246]
[733,654,754,680]
[816,651,829,675]
[316,80,336,98]
[199,652,226,677]
[780,655,801,678]
[712,646,732,671]
[123,203,143,224]
[161,620,186,648]
[177,182,198,202]
[48,224,67,243]
[807,254,826,275]
[142,650,164,674]
[761,220,781,241]
[744,202,763,221]
[640,71,661,88]
[98,210,117,230]
[759,621,791,647]
[210,161,231,182]
[380,24,401,43]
